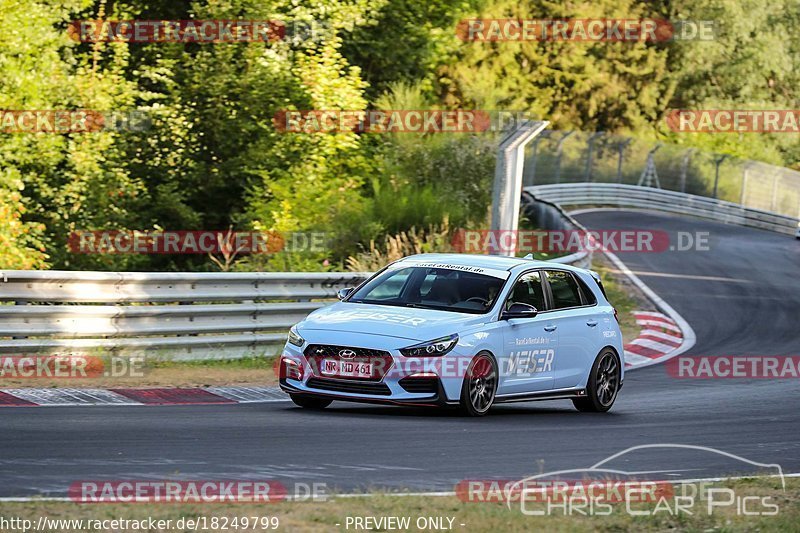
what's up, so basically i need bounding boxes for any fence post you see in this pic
[771,173,779,212]
[680,149,694,193]
[554,131,574,184]
[740,162,753,206]
[584,132,604,182]
[713,155,729,199]
[616,138,633,183]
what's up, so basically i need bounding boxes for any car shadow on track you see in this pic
[278,402,624,419]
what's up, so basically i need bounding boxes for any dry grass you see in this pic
[345,220,454,272]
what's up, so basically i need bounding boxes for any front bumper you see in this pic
[279,378,456,407]
[279,331,468,406]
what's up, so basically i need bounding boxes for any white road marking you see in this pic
[638,329,683,344]
[629,338,682,353]
[206,386,289,403]
[635,318,683,333]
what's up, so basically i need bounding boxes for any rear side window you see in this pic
[593,277,608,298]
[506,271,546,311]
[576,276,597,305]
[545,270,583,309]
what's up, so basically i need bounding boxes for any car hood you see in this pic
[297,302,490,342]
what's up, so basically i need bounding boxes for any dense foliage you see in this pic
[1,0,797,270]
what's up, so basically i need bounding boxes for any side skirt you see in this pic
[494,387,587,404]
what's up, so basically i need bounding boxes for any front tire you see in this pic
[290,394,332,410]
[459,353,498,416]
[573,349,621,413]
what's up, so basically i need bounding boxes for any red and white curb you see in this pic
[0,386,288,407]
[625,311,685,369]
[601,250,696,371]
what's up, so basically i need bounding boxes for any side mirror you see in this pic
[502,303,538,320]
[337,287,354,300]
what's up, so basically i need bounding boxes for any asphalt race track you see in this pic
[1,211,799,497]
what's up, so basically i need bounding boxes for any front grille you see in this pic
[306,378,392,396]
[304,344,394,381]
[304,344,390,358]
[399,377,439,394]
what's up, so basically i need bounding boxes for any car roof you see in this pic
[398,253,585,274]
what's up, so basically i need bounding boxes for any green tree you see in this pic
[0,0,143,270]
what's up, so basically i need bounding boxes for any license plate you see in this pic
[320,359,373,378]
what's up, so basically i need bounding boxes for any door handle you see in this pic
[544,325,557,332]
[586,320,598,327]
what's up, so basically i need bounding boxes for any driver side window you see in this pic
[506,271,545,311]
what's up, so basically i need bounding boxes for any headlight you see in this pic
[400,334,459,357]
[287,326,305,347]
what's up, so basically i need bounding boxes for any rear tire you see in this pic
[459,353,498,417]
[290,394,332,410]
[572,349,620,413]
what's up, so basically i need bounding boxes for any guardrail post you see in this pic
[490,120,549,256]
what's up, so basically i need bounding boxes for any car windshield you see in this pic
[347,265,506,314]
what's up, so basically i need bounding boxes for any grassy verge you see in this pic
[0,477,796,532]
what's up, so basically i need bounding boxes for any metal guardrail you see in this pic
[525,183,799,235]
[0,253,594,360]
[0,271,370,360]
[0,271,370,303]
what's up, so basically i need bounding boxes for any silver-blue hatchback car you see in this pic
[279,254,624,416]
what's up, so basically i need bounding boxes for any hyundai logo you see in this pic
[338,349,357,359]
